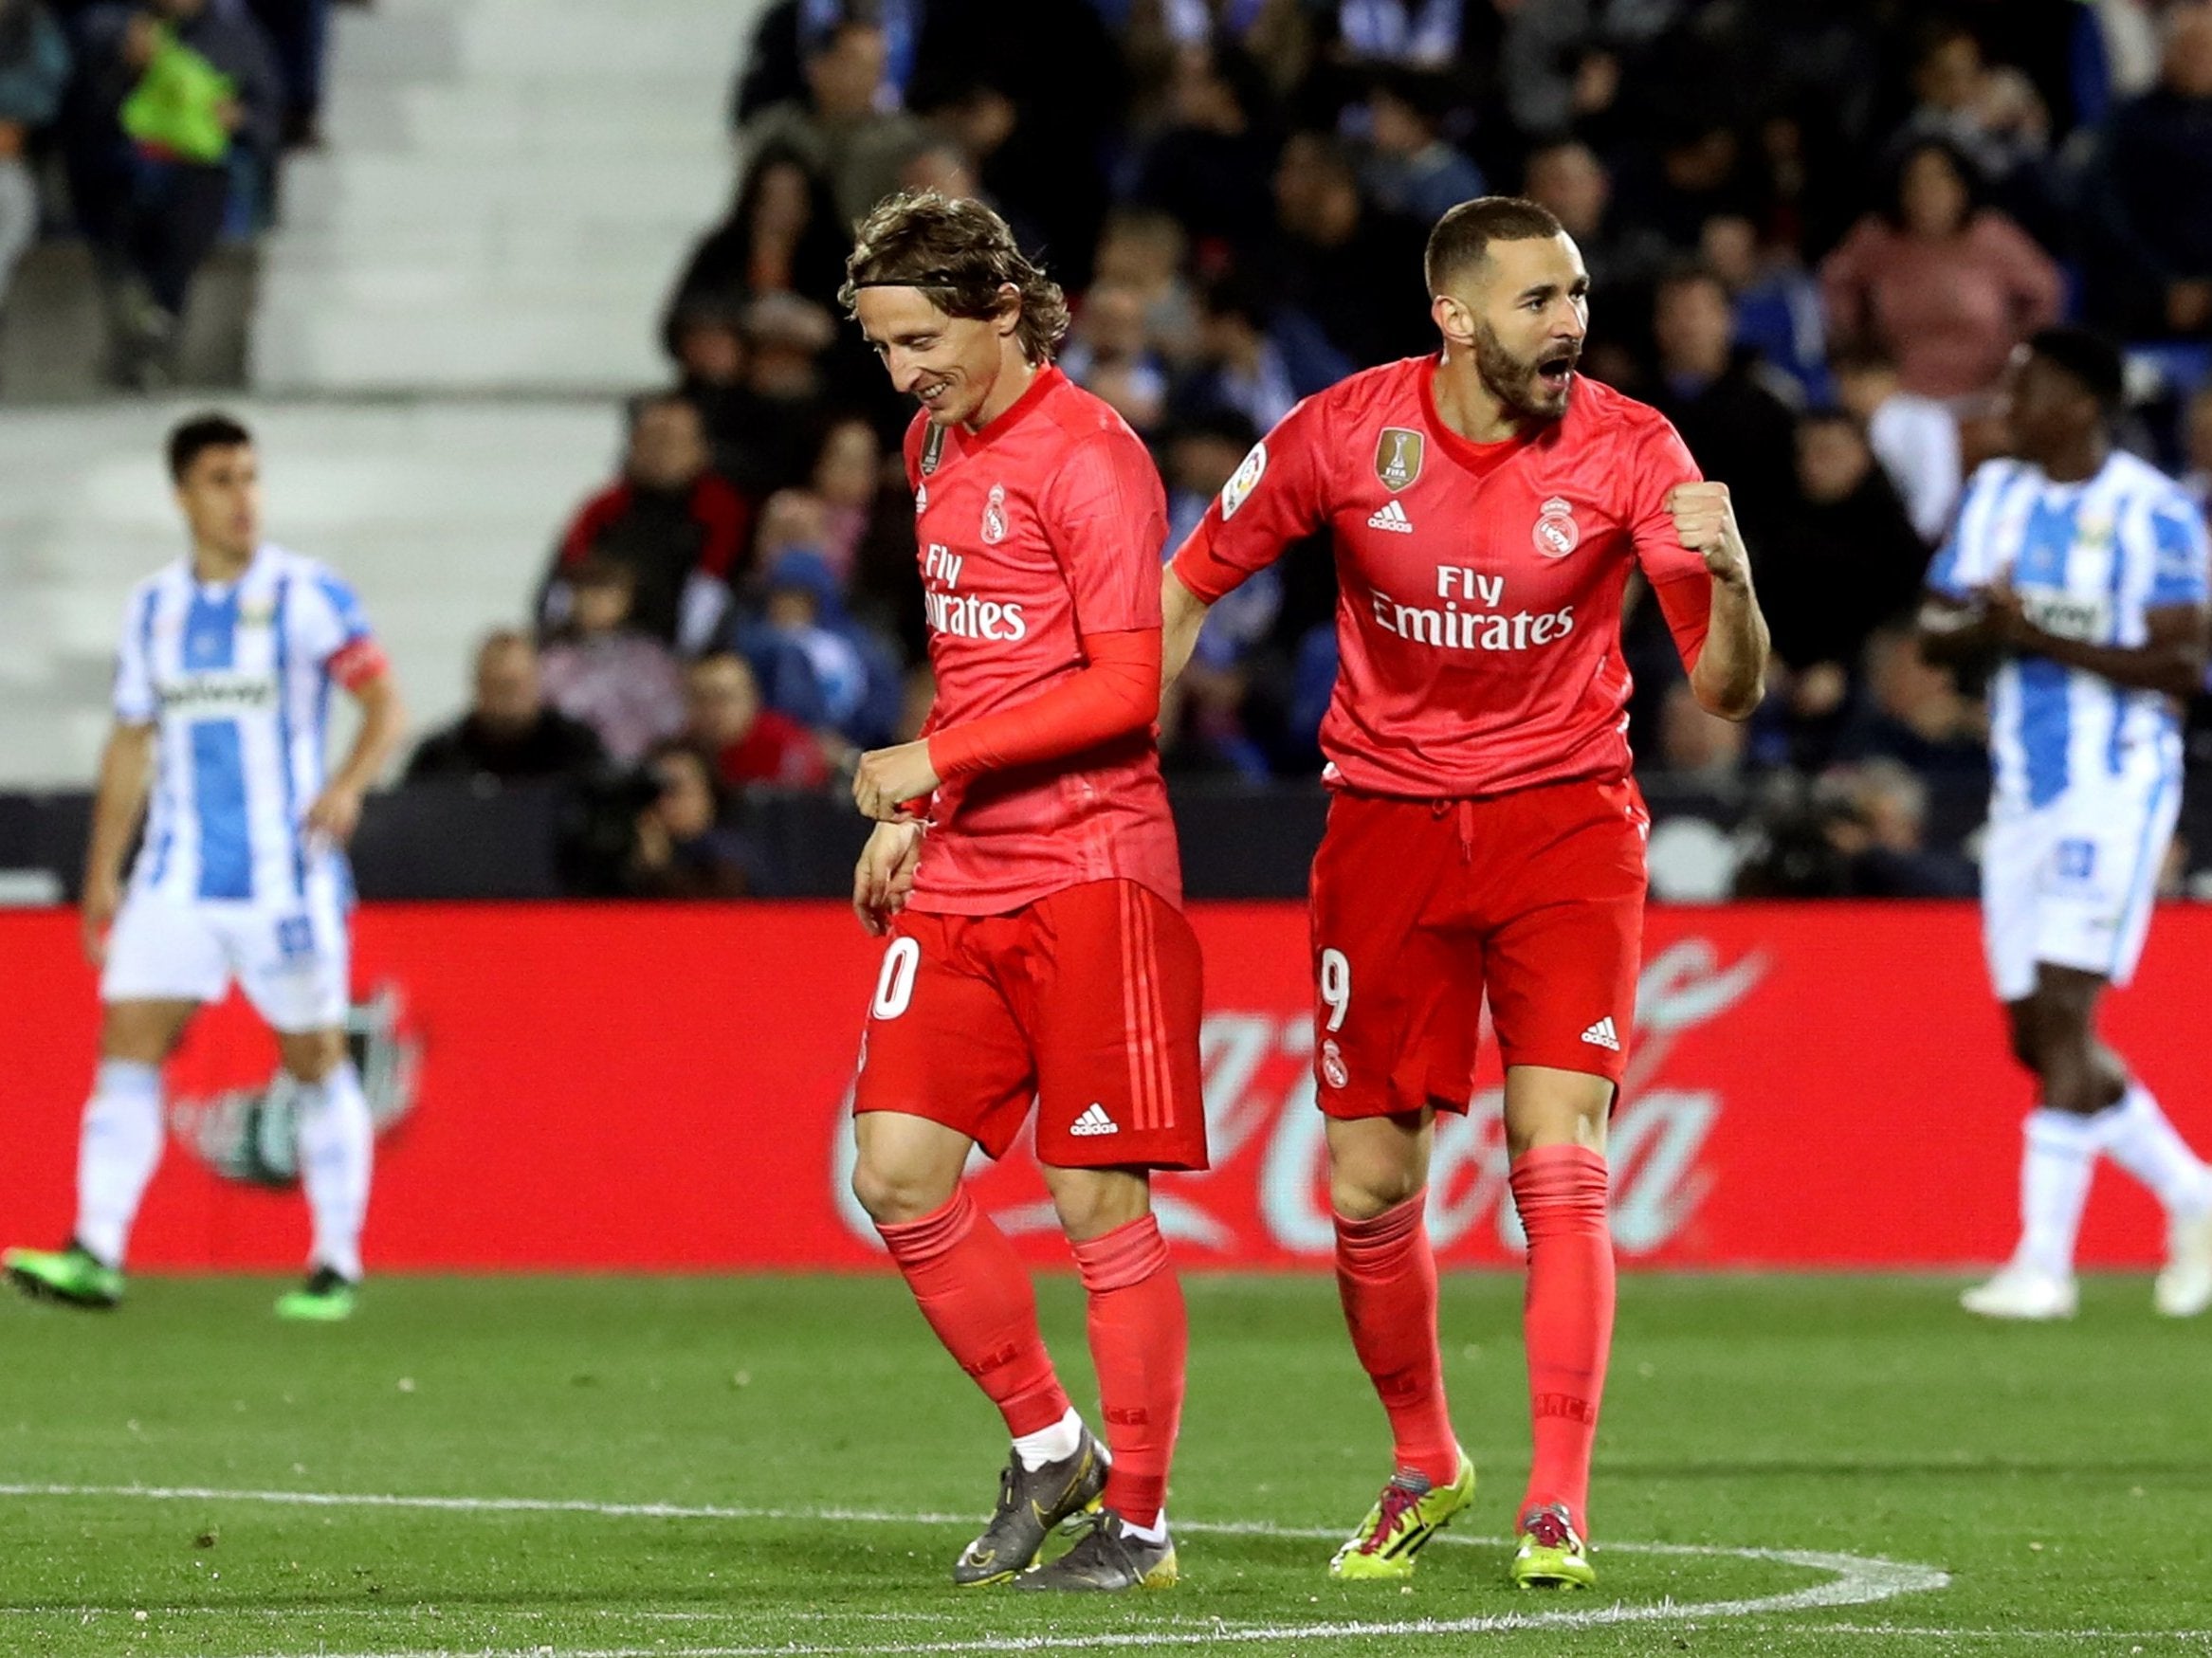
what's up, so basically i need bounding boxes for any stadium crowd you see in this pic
[0,0,335,389]
[396,0,2212,899]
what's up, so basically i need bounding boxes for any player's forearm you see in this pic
[928,634,1160,780]
[2011,630,2206,698]
[84,725,155,884]
[1161,568,1214,690]
[331,676,408,794]
[1690,574,1769,720]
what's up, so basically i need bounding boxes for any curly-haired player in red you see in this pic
[839,191,1204,1594]
[1163,197,1768,1589]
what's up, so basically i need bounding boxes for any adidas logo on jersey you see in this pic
[1580,1017,1621,1051]
[1367,499,1415,534]
[1069,1102,1120,1137]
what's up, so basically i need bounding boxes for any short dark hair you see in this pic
[167,412,252,483]
[1654,257,1730,304]
[840,190,1069,364]
[2027,326,2127,412]
[1423,196,1564,294]
[1881,135,1986,231]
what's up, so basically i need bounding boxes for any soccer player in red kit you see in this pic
[1163,198,1769,1589]
[838,191,1205,1594]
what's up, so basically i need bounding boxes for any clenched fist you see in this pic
[1665,482,1751,590]
[851,739,941,823]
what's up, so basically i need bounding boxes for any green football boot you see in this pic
[1327,1451,1476,1580]
[4,1242,124,1309]
[1510,1502,1597,1590]
[275,1266,358,1321]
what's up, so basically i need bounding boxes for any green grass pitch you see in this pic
[3,1272,2207,1656]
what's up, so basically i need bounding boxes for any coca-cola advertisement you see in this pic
[0,902,2194,1269]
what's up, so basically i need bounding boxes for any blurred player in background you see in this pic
[1163,198,1767,1589]
[5,414,405,1321]
[1921,329,2212,1321]
[838,192,1205,1594]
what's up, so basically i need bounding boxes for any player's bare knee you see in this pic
[850,1157,951,1226]
[1042,1165,1149,1242]
[1329,1156,1422,1222]
[99,1001,190,1066]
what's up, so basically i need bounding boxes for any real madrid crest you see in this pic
[1375,427,1424,492]
[981,482,1009,545]
[1532,495,1581,557]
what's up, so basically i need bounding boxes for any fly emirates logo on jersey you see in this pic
[1369,562,1574,653]
[922,541,1028,643]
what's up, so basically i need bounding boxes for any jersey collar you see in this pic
[1418,354,1544,481]
[947,363,1063,462]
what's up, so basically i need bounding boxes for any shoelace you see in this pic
[1361,1478,1431,1553]
[1523,1506,1574,1549]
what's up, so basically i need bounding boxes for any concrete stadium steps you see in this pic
[0,399,624,787]
[251,0,764,394]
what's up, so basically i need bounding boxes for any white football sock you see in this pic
[2099,1082,2212,1218]
[1012,1407,1085,1471]
[1121,1512,1169,1544]
[74,1059,165,1269]
[2016,1108,2100,1280]
[296,1063,373,1283]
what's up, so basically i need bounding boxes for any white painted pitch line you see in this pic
[0,1483,1951,1657]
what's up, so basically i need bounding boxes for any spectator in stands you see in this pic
[731,0,921,129]
[1358,66,1485,224]
[809,415,883,585]
[2084,3,2212,338]
[2185,380,2212,516]
[1819,137,2063,402]
[897,134,980,201]
[683,650,836,789]
[1833,626,1988,783]
[1091,208,1198,367]
[719,290,843,496]
[1832,344,1963,545]
[622,741,760,899]
[1644,263,1800,542]
[1267,130,1430,373]
[1172,273,1298,430]
[242,0,328,149]
[537,557,688,764]
[64,0,283,388]
[1060,281,1169,433]
[740,19,923,232]
[1657,678,1747,785]
[1520,139,1667,378]
[1700,212,1829,407]
[1162,408,1259,549]
[1819,758,1977,898]
[661,144,849,356]
[1894,20,2058,210]
[540,392,749,655]
[0,0,69,317]
[406,631,607,785]
[736,547,902,748]
[1760,410,1929,697]
[1127,42,1280,249]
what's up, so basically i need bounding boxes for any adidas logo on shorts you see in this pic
[1580,1016,1621,1051]
[1366,499,1415,534]
[1069,1102,1120,1137]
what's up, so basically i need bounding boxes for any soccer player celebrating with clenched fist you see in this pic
[1163,197,1768,1590]
[838,192,1206,1594]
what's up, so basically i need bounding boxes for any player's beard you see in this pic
[1473,319,1577,424]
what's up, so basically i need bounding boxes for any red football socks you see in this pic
[1332,1193,1461,1487]
[1509,1144,1615,1535]
[876,1189,1071,1439]
[1070,1213,1186,1530]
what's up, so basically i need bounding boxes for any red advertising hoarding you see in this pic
[0,902,2195,1270]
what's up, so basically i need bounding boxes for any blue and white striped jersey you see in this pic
[114,543,381,904]
[1929,450,2209,811]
